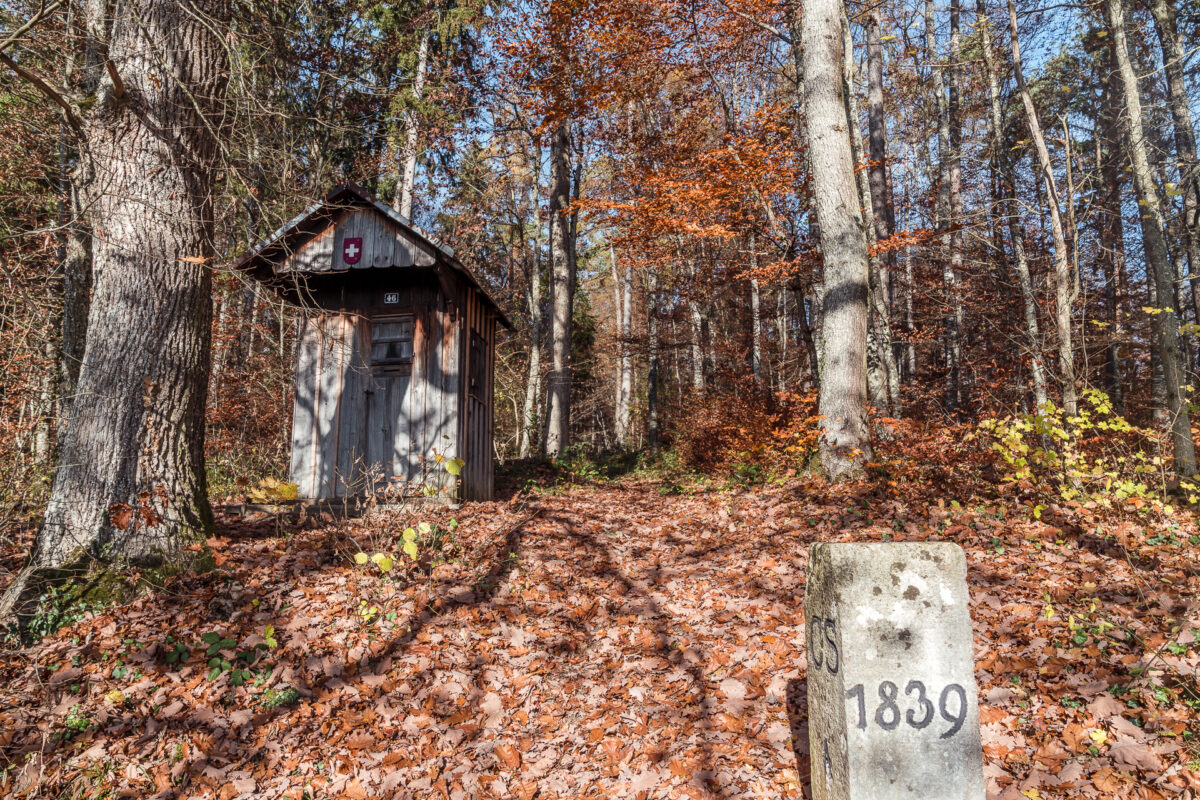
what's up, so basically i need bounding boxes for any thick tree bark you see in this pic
[1,0,230,623]
[801,0,873,478]
[1106,0,1196,476]
[394,26,431,219]
[58,144,91,429]
[544,121,573,457]
[1006,0,1077,415]
[976,0,1047,410]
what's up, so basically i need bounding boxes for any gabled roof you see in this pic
[232,182,511,328]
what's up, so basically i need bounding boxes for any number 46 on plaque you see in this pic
[804,542,985,800]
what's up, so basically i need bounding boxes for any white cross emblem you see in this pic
[345,242,359,259]
[342,237,363,264]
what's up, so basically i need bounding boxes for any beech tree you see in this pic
[800,0,872,478]
[1105,0,1196,477]
[1005,0,1077,415]
[0,0,231,622]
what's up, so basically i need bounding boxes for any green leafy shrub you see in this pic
[27,586,104,639]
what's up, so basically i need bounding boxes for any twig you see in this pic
[0,0,63,55]
[0,51,83,136]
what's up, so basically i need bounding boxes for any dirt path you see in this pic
[1,481,1196,798]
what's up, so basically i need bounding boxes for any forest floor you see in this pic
[1,475,1199,799]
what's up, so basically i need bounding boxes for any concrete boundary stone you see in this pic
[805,542,985,800]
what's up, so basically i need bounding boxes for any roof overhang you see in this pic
[231,182,512,329]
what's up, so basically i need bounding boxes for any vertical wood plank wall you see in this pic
[289,313,356,498]
[281,202,498,501]
[290,281,480,499]
[460,288,496,500]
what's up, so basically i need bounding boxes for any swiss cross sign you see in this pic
[342,237,362,265]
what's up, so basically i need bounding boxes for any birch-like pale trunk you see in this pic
[976,0,1047,410]
[690,299,704,393]
[394,26,430,219]
[611,245,633,445]
[801,0,873,478]
[646,269,660,452]
[776,289,788,392]
[1007,0,1077,415]
[947,0,967,409]
[749,233,763,383]
[519,172,543,458]
[1106,0,1196,476]
[544,121,573,457]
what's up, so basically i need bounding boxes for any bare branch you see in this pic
[0,0,63,55]
[0,50,83,136]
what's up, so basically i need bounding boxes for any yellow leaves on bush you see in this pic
[246,477,299,503]
[975,389,1180,512]
[403,528,420,561]
[352,522,432,571]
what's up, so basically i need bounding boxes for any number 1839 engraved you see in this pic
[845,680,968,739]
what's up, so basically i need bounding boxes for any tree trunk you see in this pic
[749,232,763,383]
[544,121,573,457]
[795,286,821,391]
[1007,0,1077,415]
[977,0,1047,410]
[925,0,964,412]
[58,147,91,430]
[1148,0,1200,329]
[1,0,230,624]
[612,245,633,445]
[801,0,873,478]
[947,0,967,410]
[776,288,788,392]
[1106,0,1196,476]
[865,8,900,411]
[690,298,705,393]
[842,10,890,415]
[394,26,431,219]
[1098,42,1126,411]
[647,269,660,453]
[519,209,543,457]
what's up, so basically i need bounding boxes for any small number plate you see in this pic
[383,292,399,305]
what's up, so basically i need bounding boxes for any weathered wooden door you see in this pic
[364,315,416,492]
[364,372,413,490]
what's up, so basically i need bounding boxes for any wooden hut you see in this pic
[233,183,510,501]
